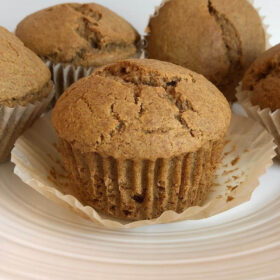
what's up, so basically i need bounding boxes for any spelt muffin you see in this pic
[52,59,231,220]
[15,3,141,98]
[0,26,53,162]
[145,0,266,102]
[242,44,280,111]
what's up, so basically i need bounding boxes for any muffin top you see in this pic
[243,44,280,111]
[52,59,231,159]
[145,0,265,101]
[15,3,140,68]
[0,26,52,107]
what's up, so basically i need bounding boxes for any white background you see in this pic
[0,0,279,46]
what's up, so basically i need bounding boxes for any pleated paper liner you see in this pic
[236,86,280,157]
[57,139,224,220]
[44,51,143,103]
[11,111,276,229]
[0,87,55,163]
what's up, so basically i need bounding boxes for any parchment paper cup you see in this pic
[0,87,54,163]
[11,112,276,229]
[236,85,280,157]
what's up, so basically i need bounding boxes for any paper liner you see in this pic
[236,85,280,157]
[11,112,276,229]
[44,60,94,102]
[0,88,54,163]
[44,52,143,103]
[57,138,224,220]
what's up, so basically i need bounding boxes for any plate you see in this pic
[1,160,280,279]
[1,0,280,278]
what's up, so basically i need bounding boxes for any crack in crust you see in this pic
[207,0,242,93]
[95,64,198,137]
[110,103,125,134]
[63,4,139,63]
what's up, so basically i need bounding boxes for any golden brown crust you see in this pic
[0,26,52,107]
[16,3,140,67]
[145,0,265,102]
[242,44,280,111]
[52,59,231,159]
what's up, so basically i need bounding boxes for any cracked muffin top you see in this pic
[15,3,140,67]
[242,44,280,111]
[52,59,231,159]
[0,26,52,107]
[145,0,265,102]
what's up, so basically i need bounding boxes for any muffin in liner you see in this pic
[0,86,54,163]
[236,39,280,157]
[0,26,55,163]
[236,86,280,157]
[11,112,276,229]
[15,3,142,101]
[58,138,224,220]
[50,59,231,220]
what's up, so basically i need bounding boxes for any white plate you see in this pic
[1,161,280,279]
[1,0,280,278]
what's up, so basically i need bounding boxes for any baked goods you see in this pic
[0,26,53,163]
[242,43,280,111]
[145,0,266,102]
[237,44,280,157]
[52,59,231,220]
[16,3,141,98]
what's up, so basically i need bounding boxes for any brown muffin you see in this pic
[0,26,53,162]
[242,44,280,112]
[52,59,231,220]
[145,0,265,102]
[15,3,140,68]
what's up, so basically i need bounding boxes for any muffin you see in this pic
[16,3,141,99]
[145,0,266,102]
[238,44,280,156]
[0,26,53,163]
[242,44,280,111]
[52,59,231,220]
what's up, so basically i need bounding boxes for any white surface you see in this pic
[0,0,280,279]
[0,160,280,279]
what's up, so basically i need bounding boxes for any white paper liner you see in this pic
[11,112,276,229]
[236,85,280,157]
[44,60,94,101]
[44,52,143,102]
[0,88,54,163]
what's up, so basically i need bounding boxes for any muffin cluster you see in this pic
[1,0,279,221]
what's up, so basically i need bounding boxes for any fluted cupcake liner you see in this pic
[44,51,143,104]
[44,60,94,102]
[58,139,224,220]
[236,86,280,158]
[0,87,54,163]
[11,112,276,228]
